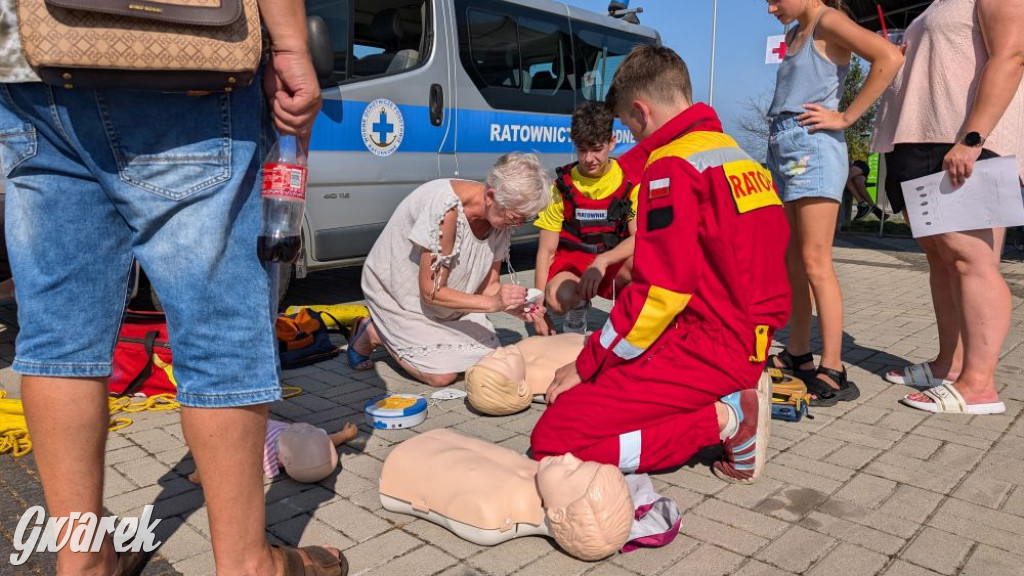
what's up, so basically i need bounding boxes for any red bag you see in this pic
[109,311,176,397]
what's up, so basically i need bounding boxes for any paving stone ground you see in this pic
[3,235,1024,576]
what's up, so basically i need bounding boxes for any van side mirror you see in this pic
[307,15,335,85]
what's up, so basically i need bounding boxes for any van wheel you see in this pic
[275,263,293,307]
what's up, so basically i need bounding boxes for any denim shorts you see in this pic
[0,81,281,408]
[767,114,848,203]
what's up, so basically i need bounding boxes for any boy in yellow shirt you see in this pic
[533,102,639,335]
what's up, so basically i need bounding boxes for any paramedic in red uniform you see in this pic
[533,102,639,335]
[530,46,791,483]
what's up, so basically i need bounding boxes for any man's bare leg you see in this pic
[181,404,342,576]
[22,376,116,576]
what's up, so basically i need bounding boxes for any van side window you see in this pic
[306,0,353,83]
[466,10,521,89]
[574,26,653,102]
[456,0,574,114]
[519,15,573,99]
[306,0,431,83]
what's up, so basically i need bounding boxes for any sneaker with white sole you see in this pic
[712,371,772,484]
[562,300,590,334]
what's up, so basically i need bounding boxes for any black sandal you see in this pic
[766,349,815,379]
[807,365,860,407]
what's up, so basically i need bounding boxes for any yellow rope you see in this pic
[108,393,180,414]
[2,384,303,458]
[0,390,181,458]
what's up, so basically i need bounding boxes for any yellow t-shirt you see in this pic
[534,159,640,233]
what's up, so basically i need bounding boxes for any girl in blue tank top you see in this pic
[764,0,903,407]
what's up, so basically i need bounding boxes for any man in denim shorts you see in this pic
[0,0,343,574]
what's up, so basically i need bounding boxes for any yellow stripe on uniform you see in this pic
[624,286,692,350]
[646,131,740,167]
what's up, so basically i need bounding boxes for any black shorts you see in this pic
[884,143,999,213]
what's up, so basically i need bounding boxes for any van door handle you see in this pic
[429,83,443,126]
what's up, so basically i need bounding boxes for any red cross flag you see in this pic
[765,35,787,64]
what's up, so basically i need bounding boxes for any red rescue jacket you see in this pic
[576,104,792,387]
[554,163,634,254]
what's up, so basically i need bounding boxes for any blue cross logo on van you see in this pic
[361,98,405,157]
[372,111,394,145]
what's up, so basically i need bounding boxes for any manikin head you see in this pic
[607,45,693,143]
[278,423,339,483]
[537,454,633,561]
[465,345,530,416]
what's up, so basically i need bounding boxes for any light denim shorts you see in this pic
[767,114,848,203]
[0,81,281,408]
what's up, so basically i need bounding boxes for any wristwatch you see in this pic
[962,131,986,148]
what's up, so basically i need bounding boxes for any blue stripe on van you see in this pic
[309,100,637,155]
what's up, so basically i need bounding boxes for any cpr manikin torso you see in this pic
[379,429,633,560]
[466,333,585,415]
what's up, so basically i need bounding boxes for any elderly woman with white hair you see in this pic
[350,153,551,387]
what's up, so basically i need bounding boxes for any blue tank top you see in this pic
[768,9,850,118]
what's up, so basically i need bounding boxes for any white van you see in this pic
[293,0,659,293]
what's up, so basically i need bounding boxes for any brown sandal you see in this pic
[275,545,349,576]
[114,549,152,576]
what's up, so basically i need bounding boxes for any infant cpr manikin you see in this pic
[465,333,585,415]
[379,429,633,561]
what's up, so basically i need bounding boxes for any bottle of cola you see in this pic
[258,135,307,263]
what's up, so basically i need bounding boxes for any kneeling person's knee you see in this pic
[423,372,458,388]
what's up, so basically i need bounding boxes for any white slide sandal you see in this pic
[901,383,1006,415]
[884,362,953,389]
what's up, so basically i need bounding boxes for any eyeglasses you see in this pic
[496,203,533,227]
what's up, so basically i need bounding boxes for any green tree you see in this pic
[840,56,876,163]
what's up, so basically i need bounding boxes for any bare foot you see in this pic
[906,381,1000,405]
[188,471,201,485]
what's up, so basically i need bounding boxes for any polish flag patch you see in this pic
[648,178,670,199]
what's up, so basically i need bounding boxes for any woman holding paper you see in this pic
[872,0,1024,414]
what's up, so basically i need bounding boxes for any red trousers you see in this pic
[548,249,625,301]
[530,327,757,473]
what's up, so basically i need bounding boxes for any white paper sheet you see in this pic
[902,156,1024,238]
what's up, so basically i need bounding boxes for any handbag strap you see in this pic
[45,0,245,27]
[118,330,158,397]
[318,312,345,334]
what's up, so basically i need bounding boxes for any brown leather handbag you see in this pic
[17,0,263,92]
